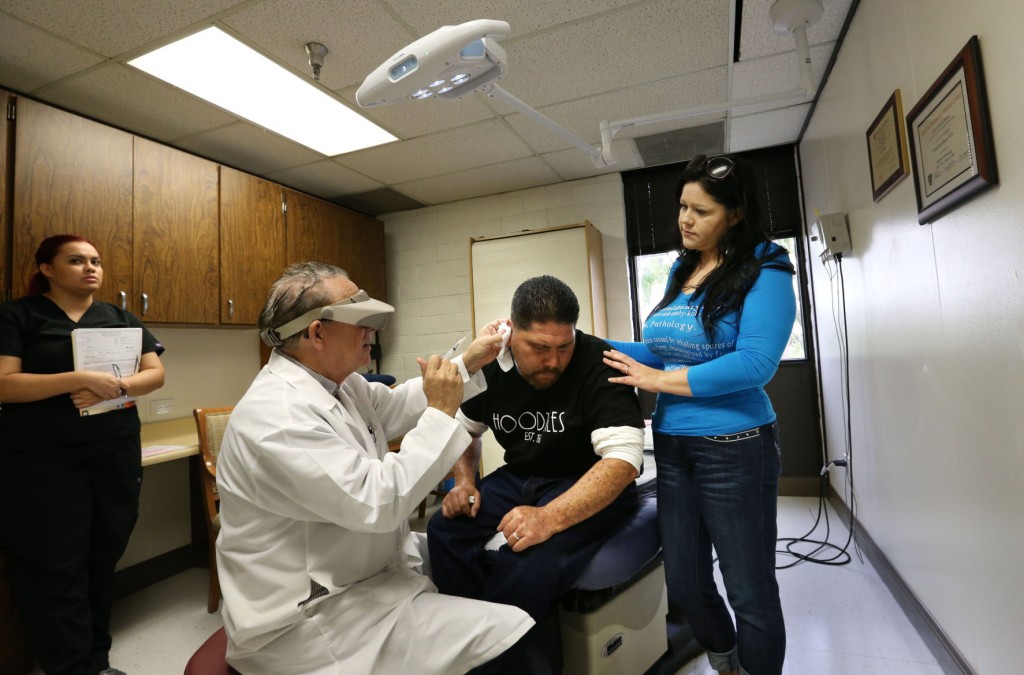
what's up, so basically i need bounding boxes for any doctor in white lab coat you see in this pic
[215,262,534,674]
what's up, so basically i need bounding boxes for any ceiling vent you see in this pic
[632,121,725,168]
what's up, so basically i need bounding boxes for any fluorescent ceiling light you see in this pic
[129,27,396,156]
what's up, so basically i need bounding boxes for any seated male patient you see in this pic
[427,275,645,622]
[215,262,535,675]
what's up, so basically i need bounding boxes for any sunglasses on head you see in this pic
[685,154,735,180]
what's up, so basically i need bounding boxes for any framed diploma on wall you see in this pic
[866,90,910,202]
[905,35,998,224]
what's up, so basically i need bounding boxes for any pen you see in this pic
[112,363,127,397]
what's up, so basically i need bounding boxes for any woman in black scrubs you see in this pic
[0,235,165,675]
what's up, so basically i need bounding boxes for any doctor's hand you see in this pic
[460,319,509,374]
[441,483,481,519]
[418,354,463,417]
[498,505,558,553]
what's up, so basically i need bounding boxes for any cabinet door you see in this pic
[12,98,134,306]
[133,137,219,323]
[284,189,386,300]
[1,91,8,301]
[220,167,285,325]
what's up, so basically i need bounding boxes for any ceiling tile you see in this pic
[265,158,383,198]
[501,67,729,154]
[394,156,562,205]
[0,12,104,92]
[501,0,730,107]
[35,63,237,141]
[338,118,534,185]
[339,86,499,140]
[0,0,244,57]
[541,140,641,181]
[222,0,414,92]
[740,0,853,61]
[385,0,641,36]
[729,42,834,113]
[727,103,812,153]
[175,121,323,175]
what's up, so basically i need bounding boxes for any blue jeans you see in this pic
[427,467,637,620]
[655,423,785,675]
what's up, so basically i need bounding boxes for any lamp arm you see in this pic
[486,84,611,167]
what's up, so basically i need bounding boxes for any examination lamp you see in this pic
[356,19,509,106]
[260,291,395,347]
[356,19,612,167]
[358,6,821,168]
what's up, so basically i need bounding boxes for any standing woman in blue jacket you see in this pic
[0,234,165,675]
[603,155,795,675]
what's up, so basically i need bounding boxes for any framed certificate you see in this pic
[905,36,998,224]
[866,90,910,202]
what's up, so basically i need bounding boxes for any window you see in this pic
[623,145,808,361]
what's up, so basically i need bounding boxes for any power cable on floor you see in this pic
[775,253,858,569]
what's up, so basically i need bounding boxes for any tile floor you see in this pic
[33,497,945,674]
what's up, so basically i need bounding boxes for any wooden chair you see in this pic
[193,406,234,613]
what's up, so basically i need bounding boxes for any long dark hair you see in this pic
[648,155,794,340]
[26,234,96,297]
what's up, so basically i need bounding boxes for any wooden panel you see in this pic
[337,208,387,301]
[11,97,134,305]
[285,189,386,300]
[133,137,219,323]
[220,167,285,324]
[0,91,9,301]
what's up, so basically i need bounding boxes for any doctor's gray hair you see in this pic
[260,262,348,348]
[510,275,579,329]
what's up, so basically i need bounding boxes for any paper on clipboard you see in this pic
[71,328,142,417]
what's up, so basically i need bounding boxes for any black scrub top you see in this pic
[0,295,164,452]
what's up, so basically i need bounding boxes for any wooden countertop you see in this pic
[140,416,199,467]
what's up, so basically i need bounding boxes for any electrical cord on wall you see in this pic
[775,252,859,569]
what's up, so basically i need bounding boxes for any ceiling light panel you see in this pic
[129,27,396,156]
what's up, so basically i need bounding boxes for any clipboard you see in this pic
[70,328,142,417]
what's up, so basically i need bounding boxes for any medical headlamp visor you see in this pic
[261,290,394,346]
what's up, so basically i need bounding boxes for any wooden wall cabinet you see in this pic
[11,97,134,307]
[1,90,9,301]
[220,167,285,325]
[4,96,385,326]
[133,138,220,324]
[284,188,386,300]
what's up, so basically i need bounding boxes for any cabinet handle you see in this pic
[227,298,234,320]
[119,290,127,311]
[141,292,149,316]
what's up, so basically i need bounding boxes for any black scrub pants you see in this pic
[0,435,142,675]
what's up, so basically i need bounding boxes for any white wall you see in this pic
[379,173,633,382]
[135,327,262,423]
[121,327,262,568]
[800,1,1024,671]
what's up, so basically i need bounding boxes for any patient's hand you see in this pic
[441,483,480,518]
[498,505,557,553]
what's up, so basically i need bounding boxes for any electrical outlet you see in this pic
[150,398,175,416]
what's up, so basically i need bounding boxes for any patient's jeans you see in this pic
[427,467,636,621]
[655,423,786,675]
